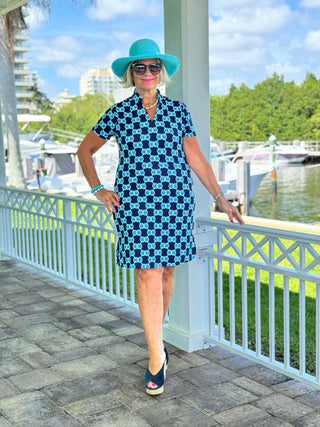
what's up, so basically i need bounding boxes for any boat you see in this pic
[2,114,82,160]
[211,142,272,202]
[210,139,237,159]
[27,137,119,195]
[218,162,272,200]
[236,137,309,164]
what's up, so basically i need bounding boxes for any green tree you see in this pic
[210,72,320,142]
[308,105,320,140]
[30,84,54,113]
[251,123,264,140]
[50,93,113,140]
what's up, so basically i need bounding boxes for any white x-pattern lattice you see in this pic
[5,190,60,217]
[0,187,136,309]
[75,202,115,230]
[197,217,320,389]
[214,225,320,278]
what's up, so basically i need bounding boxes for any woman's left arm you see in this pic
[183,136,245,224]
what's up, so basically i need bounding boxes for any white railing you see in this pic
[0,186,138,310]
[197,217,320,387]
[2,185,320,387]
[217,140,320,153]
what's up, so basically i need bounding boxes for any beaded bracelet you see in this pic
[214,191,224,201]
[91,184,104,194]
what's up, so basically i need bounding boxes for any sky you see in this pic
[22,0,320,101]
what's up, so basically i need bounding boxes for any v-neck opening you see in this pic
[134,89,161,122]
[146,108,158,122]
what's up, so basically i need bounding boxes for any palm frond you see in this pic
[26,0,50,14]
[4,0,96,64]
[5,7,26,64]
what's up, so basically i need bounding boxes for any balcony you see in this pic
[15,81,35,87]
[16,102,33,110]
[14,46,31,53]
[14,57,31,64]
[15,91,34,99]
[14,69,33,76]
[1,186,320,425]
[14,33,30,42]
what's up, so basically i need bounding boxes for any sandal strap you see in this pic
[145,361,165,389]
[164,346,169,365]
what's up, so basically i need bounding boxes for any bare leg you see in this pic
[162,266,175,324]
[136,267,166,388]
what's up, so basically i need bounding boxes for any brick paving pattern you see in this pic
[1,259,320,426]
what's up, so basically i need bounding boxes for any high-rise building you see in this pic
[14,31,38,114]
[80,67,121,96]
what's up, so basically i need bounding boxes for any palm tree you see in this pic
[0,1,92,188]
[0,9,27,188]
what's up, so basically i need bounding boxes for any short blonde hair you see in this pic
[119,59,171,88]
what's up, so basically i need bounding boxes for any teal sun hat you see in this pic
[111,38,180,78]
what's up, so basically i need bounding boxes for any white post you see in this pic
[0,98,6,186]
[63,199,77,288]
[163,0,211,351]
[0,98,7,260]
[0,187,5,259]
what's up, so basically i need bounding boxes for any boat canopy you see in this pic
[1,114,51,123]
[17,114,51,123]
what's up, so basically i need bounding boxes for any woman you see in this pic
[77,38,244,396]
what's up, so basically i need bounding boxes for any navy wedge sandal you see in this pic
[145,360,166,396]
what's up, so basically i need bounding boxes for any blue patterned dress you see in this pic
[93,90,197,269]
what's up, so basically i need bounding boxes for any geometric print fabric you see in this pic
[93,90,197,269]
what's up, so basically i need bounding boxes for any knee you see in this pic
[135,267,164,284]
[163,266,175,281]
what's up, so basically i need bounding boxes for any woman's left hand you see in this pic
[216,196,245,224]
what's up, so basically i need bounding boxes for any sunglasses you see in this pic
[131,63,162,76]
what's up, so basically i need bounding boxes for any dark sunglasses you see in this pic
[131,63,162,75]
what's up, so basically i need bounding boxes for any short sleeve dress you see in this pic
[93,90,197,269]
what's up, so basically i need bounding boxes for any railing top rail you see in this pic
[197,216,320,244]
[0,185,100,207]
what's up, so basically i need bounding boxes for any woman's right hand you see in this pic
[216,195,245,225]
[94,189,120,213]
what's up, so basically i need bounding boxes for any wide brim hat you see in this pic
[111,38,180,78]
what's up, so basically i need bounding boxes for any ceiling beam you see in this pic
[0,0,30,16]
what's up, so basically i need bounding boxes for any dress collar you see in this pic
[133,89,162,109]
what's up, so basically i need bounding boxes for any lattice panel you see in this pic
[302,243,320,275]
[212,224,320,279]
[218,229,242,258]
[75,202,114,229]
[5,190,60,217]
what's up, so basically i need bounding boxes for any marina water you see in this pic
[250,164,320,225]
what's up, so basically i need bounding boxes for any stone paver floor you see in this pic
[1,259,320,426]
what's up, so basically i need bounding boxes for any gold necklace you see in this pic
[144,98,158,110]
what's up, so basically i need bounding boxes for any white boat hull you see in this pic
[219,169,270,200]
[239,143,309,164]
[242,153,308,164]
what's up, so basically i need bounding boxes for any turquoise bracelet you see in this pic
[91,184,104,194]
[214,191,224,201]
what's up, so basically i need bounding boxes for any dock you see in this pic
[305,152,320,163]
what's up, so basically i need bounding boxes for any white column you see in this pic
[0,99,6,186]
[163,0,212,352]
[0,98,7,260]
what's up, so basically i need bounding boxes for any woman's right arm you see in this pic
[77,130,120,212]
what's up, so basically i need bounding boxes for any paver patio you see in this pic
[1,259,320,426]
